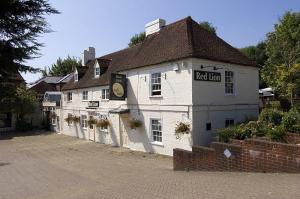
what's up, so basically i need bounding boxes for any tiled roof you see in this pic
[62,16,258,91]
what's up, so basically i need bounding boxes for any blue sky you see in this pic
[22,0,300,83]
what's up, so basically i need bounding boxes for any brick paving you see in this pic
[0,132,299,199]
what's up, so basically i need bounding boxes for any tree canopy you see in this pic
[128,32,146,47]
[240,42,268,66]
[42,56,80,77]
[261,11,300,105]
[0,0,59,77]
[199,21,217,35]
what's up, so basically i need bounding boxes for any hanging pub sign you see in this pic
[88,101,99,108]
[109,73,127,100]
[194,70,221,82]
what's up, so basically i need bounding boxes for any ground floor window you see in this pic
[225,119,234,127]
[81,115,87,128]
[151,119,162,143]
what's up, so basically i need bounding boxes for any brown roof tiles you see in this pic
[62,16,258,91]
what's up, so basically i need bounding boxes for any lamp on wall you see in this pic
[200,65,223,70]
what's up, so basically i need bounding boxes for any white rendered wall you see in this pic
[191,58,259,146]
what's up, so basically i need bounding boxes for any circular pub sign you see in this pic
[109,73,127,100]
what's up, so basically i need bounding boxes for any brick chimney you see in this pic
[81,47,95,66]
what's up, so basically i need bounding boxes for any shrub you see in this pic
[266,125,285,141]
[282,108,300,131]
[16,119,33,132]
[218,126,239,142]
[129,118,142,129]
[290,124,300,134]
[174,122,191,139]
[258,108,284,126]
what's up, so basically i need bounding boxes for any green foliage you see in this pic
[16,119,34,132]
[266,125,285,141]
[199,21,217,35]
[240,42,268,66]
[128,32,146,47]
[87,117,97,126]
[258,108,284,126]
[13,85,38,119]
[261,11,300,103]
[0,0,59,75]
[42,56,80,76]
[240,42,268,88]
[265,11,300,69]
[174,122,191,139]
[282,108,300,131]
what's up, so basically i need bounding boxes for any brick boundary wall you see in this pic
[284,133,300,144]
[174,138,300,173]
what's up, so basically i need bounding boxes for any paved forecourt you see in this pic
[0,132,299,199]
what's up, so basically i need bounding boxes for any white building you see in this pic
[51,17,259,156]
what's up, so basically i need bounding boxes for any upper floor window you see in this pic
[95,67,100,77]
[151,72,161,96]
[74,73,78,82]
[102,89,109,100]
[67,92,72,101]
[82,91,88,101]
[151,119,162,143]
[225,71,234,94]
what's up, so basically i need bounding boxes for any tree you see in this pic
[240,42,268,88]
[42,56,80,76]
[199,21,217,35]
[240,42,268,66]
[0,0,59,77]
[265,11,300,69]
[128,32,146,47]
[13,85,38,120]
[261,11,300,105]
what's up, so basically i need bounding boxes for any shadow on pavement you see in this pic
[0,130,53,140]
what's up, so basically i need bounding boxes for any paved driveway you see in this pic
[0,132,299,199]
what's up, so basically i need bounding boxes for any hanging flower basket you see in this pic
[87,117,97,126]
[175,122,191,139]
[72,116,80,124]
[96,119,110,128]
[129,118,142,129]
[65,115,73,125]
[49,112,57,119]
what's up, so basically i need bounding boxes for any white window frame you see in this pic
[225,118,235,127]
[67,92,72,102]
[150,72,162,97]
[95,67,100,78]
[81,115,87,129]
[150,118,162,144]
[102,89,109,100]
[225,70,235,95]
[99,114,108,132]
[82,90,88,101]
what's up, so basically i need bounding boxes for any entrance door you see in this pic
[120,114,129,148]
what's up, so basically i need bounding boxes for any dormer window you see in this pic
[95,67,100,78]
